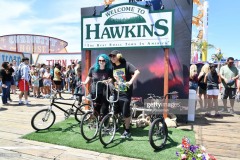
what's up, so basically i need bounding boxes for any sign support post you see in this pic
[163,48,169,119]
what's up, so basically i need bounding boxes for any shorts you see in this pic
[19,79,29,91]
[207,89,219,96]
[114,93,131,118]
[11,77,15,85]
[198,87,206,95]
[39,79,43,87]
[54,80,62,86]
[222,88,236,99]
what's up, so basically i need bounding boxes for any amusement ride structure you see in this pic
[192,0,209,62]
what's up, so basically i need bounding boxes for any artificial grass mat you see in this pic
[22,118,195,160]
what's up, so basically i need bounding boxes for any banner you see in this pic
[82,3,173,50]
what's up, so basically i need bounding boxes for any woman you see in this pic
[0,62,13,105]
[109,50,140,139]
[11,59,18,94]
[204,64,221,116]
[7,63,15,102]
[198,63,209,110]
[53,63,63,99]
[43,67,52,98]
[82,54,112,117]
[189,64,198,91]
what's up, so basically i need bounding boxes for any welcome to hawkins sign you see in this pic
[81,3,174,50]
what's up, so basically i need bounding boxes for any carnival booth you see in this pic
[81,1,193,122]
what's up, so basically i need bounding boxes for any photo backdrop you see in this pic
[81,0,193,99]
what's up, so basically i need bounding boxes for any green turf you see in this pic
[22,118,195,160]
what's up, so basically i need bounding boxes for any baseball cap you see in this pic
[109,50,121,57]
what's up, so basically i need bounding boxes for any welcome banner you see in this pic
[81,3,173,50]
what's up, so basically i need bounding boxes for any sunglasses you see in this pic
[98,59,106,62]
[110,55,116,58]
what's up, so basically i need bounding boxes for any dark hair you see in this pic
[22,57,29,61]
[227,57,234,61]
[209,64,216,68]
[2,62,9,69]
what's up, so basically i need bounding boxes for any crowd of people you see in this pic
[0,51,140,139]
[189,57,240,116]
[0,57,81,105]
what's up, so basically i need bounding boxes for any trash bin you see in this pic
[188,89,197,121]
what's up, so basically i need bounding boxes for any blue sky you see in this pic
[0,0,239,60]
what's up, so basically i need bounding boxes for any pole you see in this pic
[163,48,169,119]
[85,50,91,92]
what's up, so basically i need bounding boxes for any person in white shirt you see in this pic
[18,57,30,105]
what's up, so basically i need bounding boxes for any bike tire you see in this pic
[75,104,90,123]
[149,118,168,150]
[80,111,99,141]
[99,114,116,146]
[31,109,56,131]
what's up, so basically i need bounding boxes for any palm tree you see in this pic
[212,48,224,72]
[191,40,215,62]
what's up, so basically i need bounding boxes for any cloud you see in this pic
[0,0,130,52]
[0,0,33,21]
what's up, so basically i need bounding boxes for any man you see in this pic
[18,57,30,105]
[109,50,140,138]
[39,63,46,96]
[69,62,76,99]
[219,57,239,113]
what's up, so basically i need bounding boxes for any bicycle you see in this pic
[98,82,124,146]
[80,81,109,141]
[31,85,88,131]
[148,91,178,150]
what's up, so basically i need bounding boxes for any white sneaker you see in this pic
[19,101,24,105]
[25,101,30,106]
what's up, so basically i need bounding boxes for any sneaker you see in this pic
[18,101,24,105]
[219,108,228,113]
[204,112,211,116]
[214,112,221,117]
[121,131,131,139]
[229,109,235,114]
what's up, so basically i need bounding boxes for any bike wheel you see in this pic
[31,109,56,131]
[149,118,168,150]
[99,114,116,146]
[75,104,90,123]
[80,111,99,141]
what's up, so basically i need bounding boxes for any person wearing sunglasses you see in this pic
[82,54,113,117]
[219,57,239,114]
[109,50,140,139]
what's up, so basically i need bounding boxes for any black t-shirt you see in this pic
[206,72,219,90]
[0,68,13,83]
[198,73,207,90]
[88,67,113,94]
[112,62,137,97]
